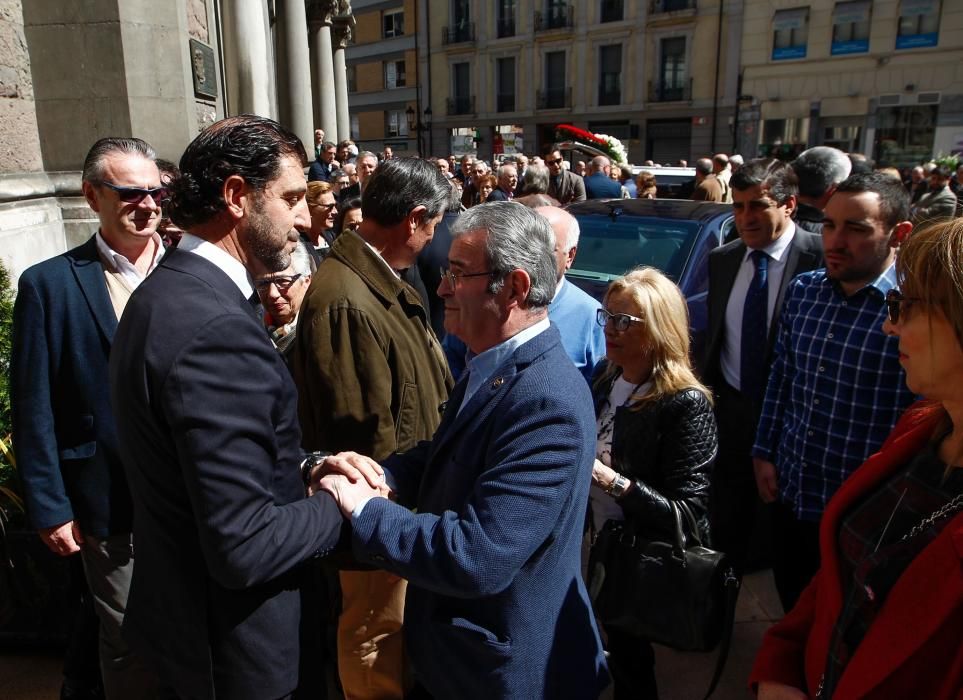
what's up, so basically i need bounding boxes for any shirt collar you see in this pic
[828,260,898,299]
[465,317,550,396]
[95,230,165,275]
[363,239,401,279]
[743,221,797,263]
[177,232,254,298]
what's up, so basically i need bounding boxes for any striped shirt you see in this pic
[752,266,915,522]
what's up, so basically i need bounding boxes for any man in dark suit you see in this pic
[308,140,337,182]
[485,163,517,201]
[583,156,622,199]
[702,158,823,573]
[544,145,586,204]
[315,202,610,700]
[109,116,375,700]
[12,137,166,698]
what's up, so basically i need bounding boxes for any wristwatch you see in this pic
[300,451,330,488]
[605,474,630,498]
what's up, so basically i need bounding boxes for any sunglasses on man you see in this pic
[99,181,170,204]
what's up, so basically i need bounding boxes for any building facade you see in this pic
[421,0,744,164]
[0,0,355,283]
[738,0,963,166]
[347,0,427,156]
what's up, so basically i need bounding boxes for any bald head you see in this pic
[536,206,580,281]
[589,156,611,176]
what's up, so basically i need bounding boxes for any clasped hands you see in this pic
[306,451,392,518]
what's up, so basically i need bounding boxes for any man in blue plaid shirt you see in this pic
[751,172,916,612]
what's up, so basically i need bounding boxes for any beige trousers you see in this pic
[337,570,409,700]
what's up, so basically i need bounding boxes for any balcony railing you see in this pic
[536,87,572,109]
[600,0,624,22]
[442,22,475,44]
[497,16,516,38]
[650,0,696,14]
[648,78,693,102]
[447,95,476,115]
[497,92,516,112]
[534,5,573,31]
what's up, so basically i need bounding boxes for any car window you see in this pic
[570,216,701,282]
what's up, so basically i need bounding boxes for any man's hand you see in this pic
[753,458,779,503]
[756,681,807,699]
[39,520,84,556]
[318,473,385,518]
[306,451,386,497]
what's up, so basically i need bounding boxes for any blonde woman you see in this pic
[590,266,718,699]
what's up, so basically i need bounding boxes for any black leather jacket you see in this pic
[593,369,718,545]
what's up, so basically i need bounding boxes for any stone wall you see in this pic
[0,0,42,174]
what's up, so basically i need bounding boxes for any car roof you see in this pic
[566,198,732,224]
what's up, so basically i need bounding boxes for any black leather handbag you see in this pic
[588,503,739,697]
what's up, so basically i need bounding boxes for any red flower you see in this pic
[555,124,606,147]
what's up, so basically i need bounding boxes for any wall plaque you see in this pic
[189,39,217,99]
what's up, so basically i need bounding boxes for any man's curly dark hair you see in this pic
[167,114,306,230]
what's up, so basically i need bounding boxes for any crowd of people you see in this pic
[9,115,963,700]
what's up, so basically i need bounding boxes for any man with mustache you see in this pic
[12,136,165,698]
[751,172,917,612]
[109,116,377,699]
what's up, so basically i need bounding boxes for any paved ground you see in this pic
[0,570,782,700]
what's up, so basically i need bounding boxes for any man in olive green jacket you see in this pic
[291,158,453,699]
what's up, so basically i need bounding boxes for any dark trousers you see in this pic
[605,627,658,700]
[709,381,771,573]
[770,501,822,613]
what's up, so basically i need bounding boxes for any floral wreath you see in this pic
[554,124,628,165]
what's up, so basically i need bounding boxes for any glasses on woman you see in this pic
[885,289,921,324]
[596,308,643,332]
[254,274,303,293]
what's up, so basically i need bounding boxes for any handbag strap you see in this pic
[701,566,739,700]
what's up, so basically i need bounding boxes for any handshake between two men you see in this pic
[307,451,393,516]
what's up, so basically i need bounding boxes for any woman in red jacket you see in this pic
[750,218,963,699]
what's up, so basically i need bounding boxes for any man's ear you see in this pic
[891,221,913,248]
[406,205,428,235]
[504,268,532,309]
[223,174,248,221]
[566,245,578,270]
[82,181,101,213]
[783,194,798,218]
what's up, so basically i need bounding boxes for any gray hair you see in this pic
[521,164,550,194]
[694,158,714,176]
[563,213,580,251]
[450,202,556,309]
[357,150,378,163]
[290,241,314,277]
[497,163,517,178]
[792,146,852,199]
[82,137,157,183]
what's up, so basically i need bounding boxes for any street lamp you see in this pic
[406,106,433,156]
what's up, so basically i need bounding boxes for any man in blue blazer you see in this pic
[317,202,610,699]
[583,156,623,199]
[12,137,166,697]
[109,116,373,700]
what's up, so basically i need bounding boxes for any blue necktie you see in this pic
[741,250,769,401]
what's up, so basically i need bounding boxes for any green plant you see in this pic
[933,153,960,171]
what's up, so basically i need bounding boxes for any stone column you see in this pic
[308,0,338,145]
[276,0,315,153]
[220,0,273,116]
[331,16,355,143]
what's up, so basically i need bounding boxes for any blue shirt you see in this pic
[461,318,550,414]
[752,265,915,522]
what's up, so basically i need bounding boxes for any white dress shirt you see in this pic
[95,231,165,289]
[177,232,254,299]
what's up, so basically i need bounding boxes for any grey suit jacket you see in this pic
[913,185,957,224]
[701,228,824,393]
[547,169,586,204]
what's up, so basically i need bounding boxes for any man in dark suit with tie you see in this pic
[109,116,375,700]
[583,156,623,199]
[12,137,166,698]
[314,202,610,700]
[702,159,823,573]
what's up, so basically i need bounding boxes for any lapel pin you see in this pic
[491,377,504,389]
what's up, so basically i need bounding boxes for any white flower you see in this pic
[593,133,628,165]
